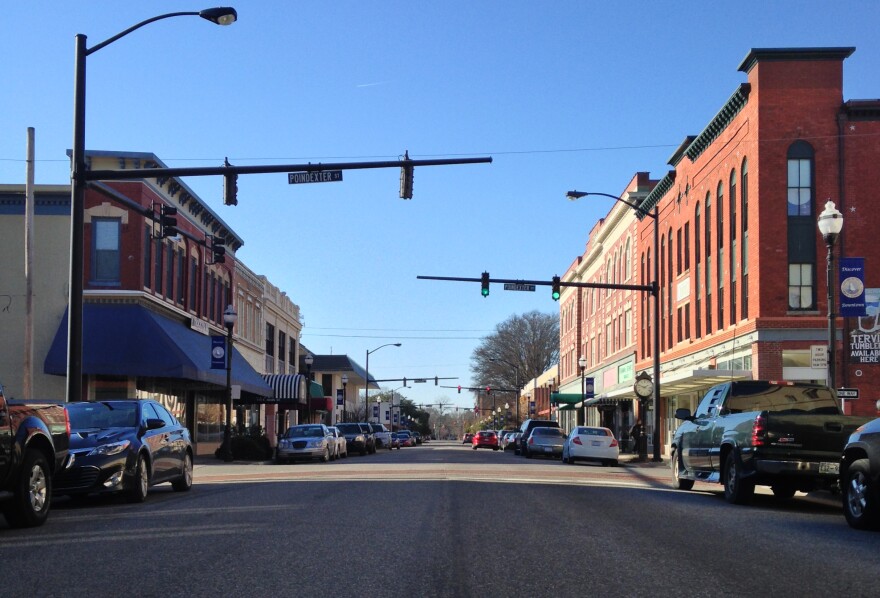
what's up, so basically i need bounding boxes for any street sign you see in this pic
[811,345,828,369]
[837,388,860,399]
[413,378,427,383]
[288,170,343,184]
[585,377,595,399]
[503,283,536,292]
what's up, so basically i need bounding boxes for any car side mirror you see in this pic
[145,418,165,430]
[674,408,693,421]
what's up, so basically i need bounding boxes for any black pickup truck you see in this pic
[0,384,70,527]
[671,380,871,504]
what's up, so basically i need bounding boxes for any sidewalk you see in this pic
[618,453,667,468]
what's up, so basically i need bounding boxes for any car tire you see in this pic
[321,448,330,463]
[493,447,499,451]
[360,447,367,456]
[671,449,695,491]
[1,449,52,528]
[844,458,880,530]
[723,451,754,505]
[525,449,532,459]
[171,451,193,492]
[472,446,477,450]
[127,454,150,504]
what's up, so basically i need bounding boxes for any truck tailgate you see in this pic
[763,413,870,460]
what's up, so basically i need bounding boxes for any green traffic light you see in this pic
[482,288,489,297]
[552,290,560,301]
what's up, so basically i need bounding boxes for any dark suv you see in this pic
[517,419,560,457]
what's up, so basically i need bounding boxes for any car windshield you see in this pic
[336,424,361,434]
[576,428,609,436]
[68,402,139,429]
[286,426,324,438]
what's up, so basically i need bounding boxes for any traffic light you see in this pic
[486,386,492,395]
[434,376,439,386]
[159,205,178,238]
[481,272,490,297]
[399,151,413,199]
[223,172,238,206]
[210,235,226,264]
[551,276,561,301]
[457,385,461,394]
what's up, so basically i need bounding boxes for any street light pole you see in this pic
[578,355,587,425]
[818,200,844,393]
[222,304,238,462]
[66,8,237,404]
[304,354,314,424]
[341,374,348,423]
[365,343,401,421]
[567,190,662,461]
[489,357,521,427]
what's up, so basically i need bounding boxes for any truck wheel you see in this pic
[2,449,52,528]
[126,454,150,503]
[723,452,754,505]
[671,449,695,491]
[844,458,880,530]
[771,485,796,500]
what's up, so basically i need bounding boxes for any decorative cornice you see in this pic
[684,84,751,162]
[638,171,676,218]
[737,47,855,74]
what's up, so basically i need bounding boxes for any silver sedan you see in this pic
[276,424,333,463]
[524,427,566,459]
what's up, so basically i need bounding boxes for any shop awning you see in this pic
[583,396,633,408]
[44,304,272,397]
[255,374,306,406]
[550,392,587,406]
[308,381,332,412]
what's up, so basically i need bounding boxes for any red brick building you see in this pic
[559,48,880,455]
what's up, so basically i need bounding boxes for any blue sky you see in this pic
[2,1,879,411]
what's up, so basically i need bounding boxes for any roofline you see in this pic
[738,47,855,74]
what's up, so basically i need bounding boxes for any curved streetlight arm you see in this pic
[566,190,656,220]
[86,8,237,55]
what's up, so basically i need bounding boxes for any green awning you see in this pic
[558,403,576,411]
[550,392,586,406]
[308,381,325,398]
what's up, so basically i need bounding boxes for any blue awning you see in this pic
[44,304,272,397]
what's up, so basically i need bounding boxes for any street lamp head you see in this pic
[304,354,314,367]
[222,304,237,329]
[818,200,843,245]
[566,190,588,201]
[341,374,348,385]
[504,402,510,409]
[199,7,238,25]
[393,343,402,347]
[578,355,587,370]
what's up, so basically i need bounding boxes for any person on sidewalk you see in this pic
[629,420,644,454]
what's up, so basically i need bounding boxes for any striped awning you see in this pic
[260,373,306,404]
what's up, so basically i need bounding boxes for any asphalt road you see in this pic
[2,441,878,597]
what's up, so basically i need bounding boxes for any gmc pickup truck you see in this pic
[671,380,871,505]
[0,384,69,527]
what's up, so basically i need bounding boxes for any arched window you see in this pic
[741,157,749,318]
[730,168,738,326]
[705,192,712,334]
[624,238,632,281]
[717,181,725,329]
[695,202,702,338]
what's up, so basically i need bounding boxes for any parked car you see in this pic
[412,431,423,445]
[276,424,333,463]
[327,426,348,460]
[472,430,499,450]
[518,419,561,457]
[55,399,193,503]
[563,426,619,466]
[462,433,475,444]
[525,427,565,459]
[369,423,393,450]
[841,416,880,530]
[390,432,402,449]
[397,430,414,447]
[502,432,521,451]
[336,423,371,455]
[0,383,70,527]
[357,422,377,454]
[671,380,870,504]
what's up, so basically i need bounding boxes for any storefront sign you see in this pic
[336,389,344,406]
[210,336,225,369]
[850,333,880,364]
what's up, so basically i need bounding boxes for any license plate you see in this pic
[819,462,839,475]
[591,441,601,446]
[543,447,551,453]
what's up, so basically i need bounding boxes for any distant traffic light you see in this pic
[159,205,178,238]
[223,172,238,206]
[210,235,226,264]
[486,386,492,395]
[434,376,439,386]
[399,151,413,199]
[551,276,561,301]
[457,385,461,394]
[481,272,490,297]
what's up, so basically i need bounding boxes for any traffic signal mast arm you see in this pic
[418,274,656,295]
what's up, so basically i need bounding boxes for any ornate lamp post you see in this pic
[304,354,314,424]
[818,200,844,391]
[67,7,237,403]
[341,374,348,423]
[489,357,521,426]
[222,304,238,462]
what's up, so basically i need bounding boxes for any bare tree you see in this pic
[470,310,559,392]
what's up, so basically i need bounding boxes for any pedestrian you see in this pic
[629,420,644,454]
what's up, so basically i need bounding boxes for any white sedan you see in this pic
[562,426,619,466]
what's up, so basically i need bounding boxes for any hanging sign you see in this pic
[210,336,226,369]
[840,257,866,317]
